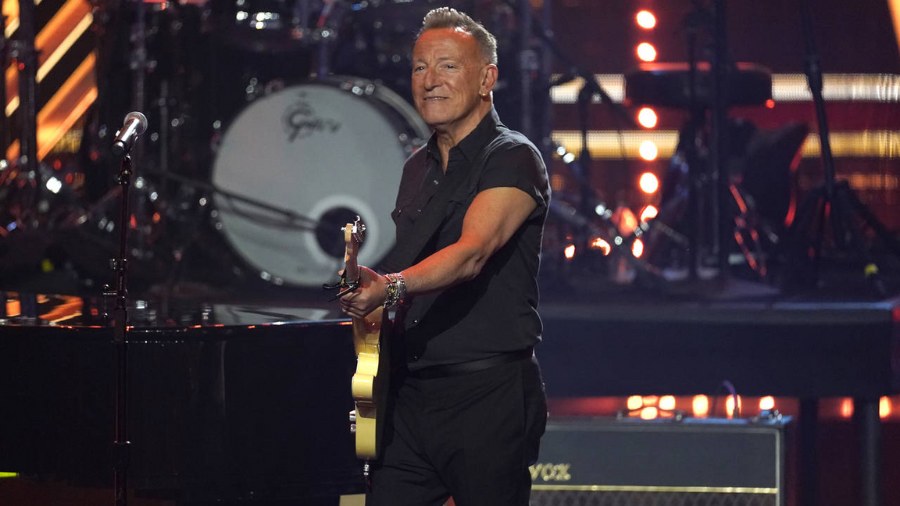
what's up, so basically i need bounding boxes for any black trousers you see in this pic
[367,355,547,506]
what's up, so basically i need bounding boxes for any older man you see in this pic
[339,7,550,505]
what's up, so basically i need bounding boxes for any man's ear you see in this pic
[481,64,499,95]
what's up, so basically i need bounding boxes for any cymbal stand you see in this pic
[559,78,666,285]
[677,0,729,282]
[0,11,8,153]
[785,0,900,297]
[129,0,174,217]
[679,0,710,281]
[128,0,148,165]
[498,0,635,132]
[646,0,731,284]
[4,0,40,228]
[709,0,730,283]
[516,0,536,141]
[496,0,666,285]
[313,0,341,78]
[13,0,37,173]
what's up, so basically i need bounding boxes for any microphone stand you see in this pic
[110,153,134,506]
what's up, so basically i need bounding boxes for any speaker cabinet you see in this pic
[531,416,790,506]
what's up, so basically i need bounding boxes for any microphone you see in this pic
[111,111,148,157]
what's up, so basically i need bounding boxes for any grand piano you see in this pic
[0,292,365,504]
[0,284,898,505]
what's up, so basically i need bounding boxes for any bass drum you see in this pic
[211,77,430,288]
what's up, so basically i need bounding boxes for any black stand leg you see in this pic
[798,398,818,506]
[855,397,882,506]
[710,0,730,284]
[111,155,133,506]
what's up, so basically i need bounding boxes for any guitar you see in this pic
[340,217,389,460]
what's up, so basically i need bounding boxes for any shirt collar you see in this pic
[425,107,504,165]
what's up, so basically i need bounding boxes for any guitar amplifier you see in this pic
[530,416,791,506]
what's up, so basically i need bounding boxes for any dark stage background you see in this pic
[0,1,899,506]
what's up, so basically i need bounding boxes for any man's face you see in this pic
[411,27,493,138]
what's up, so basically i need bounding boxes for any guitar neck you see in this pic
[343,221,362,282]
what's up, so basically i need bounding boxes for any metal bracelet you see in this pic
[383,272,407,309]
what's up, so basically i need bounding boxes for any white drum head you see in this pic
[211,79,429,287]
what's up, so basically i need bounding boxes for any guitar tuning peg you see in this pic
[349,409,357,423]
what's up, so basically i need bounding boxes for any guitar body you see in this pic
[350,307,389,459]
[341,219,390,460]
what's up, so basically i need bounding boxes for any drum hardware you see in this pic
[620,0,786,285]
[59,174,170,290]
[780,0,900,297]
[505,0,634,209]
[331,1,498,101]
[146,168,319,230]
[75,4,434,292]
[0,0,66,235]
[54,0,161,288]
[536,39,648,289]
[0,11,9,153]
[61,0,219,289]
[503,0,652,289]
[632,112,803,283]
[57,160,323,291]
[546,196,666,289]
[546,143,667,290]
[212,0,348,67]
[311,0,342,78]
[492,0,556,143]
[624,62,773,110]
[150,167,326,291]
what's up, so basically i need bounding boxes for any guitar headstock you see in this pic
[325,216,367,296]
[343,216,366,249]
[342,216,367,277]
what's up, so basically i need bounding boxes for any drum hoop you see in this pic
[326,75,431,149]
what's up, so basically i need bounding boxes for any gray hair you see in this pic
[418,7,498,65]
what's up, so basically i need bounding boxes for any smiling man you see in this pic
[338,7,550,505]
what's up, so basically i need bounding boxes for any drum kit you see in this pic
[622,62,808,284]
[1,0,807,294]
[2,0,491,292]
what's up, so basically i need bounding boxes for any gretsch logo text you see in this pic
[283,95,341,141]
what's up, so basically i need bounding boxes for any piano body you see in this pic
[0,290,898,505]
[0,294,365,503]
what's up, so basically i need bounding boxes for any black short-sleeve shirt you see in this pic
[390,108,550,370]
